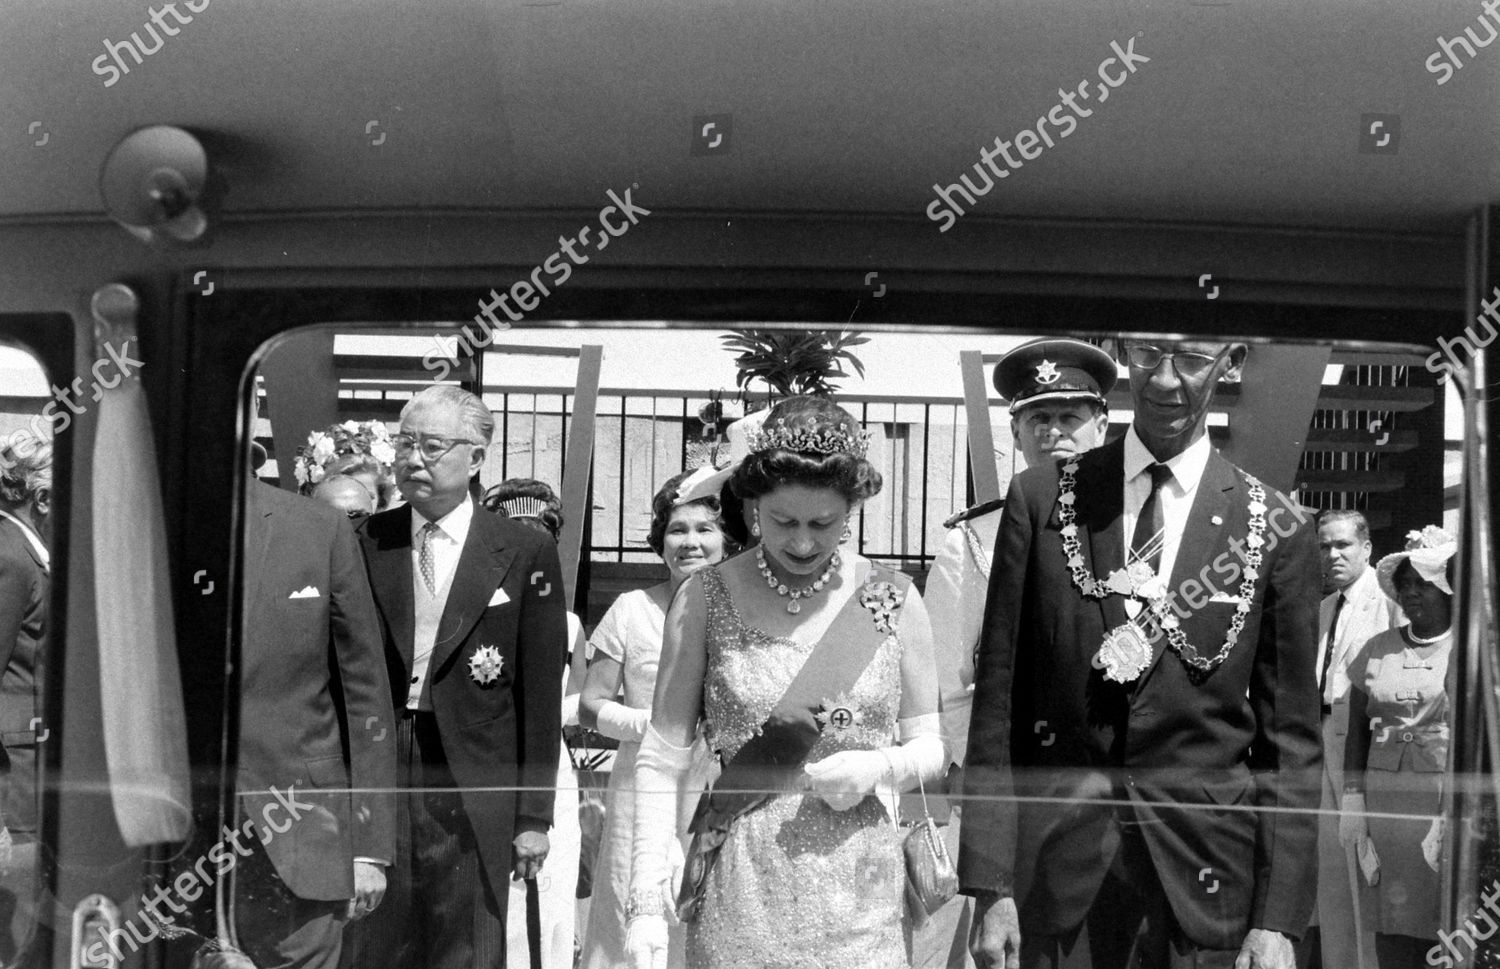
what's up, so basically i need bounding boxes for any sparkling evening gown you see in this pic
[689,566,908,969]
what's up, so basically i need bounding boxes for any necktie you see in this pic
[1131,463,1173,577]
[419,521,439,595]
[1319,593,1346,704]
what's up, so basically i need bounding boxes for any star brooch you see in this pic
[467,645,505,686]
[816,694,863,732]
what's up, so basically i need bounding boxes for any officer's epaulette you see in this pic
[942,498,1005,530]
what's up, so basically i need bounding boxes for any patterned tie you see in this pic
[1319,592,1346,705]
[1131,463,1173,576]
[419,521,440,595]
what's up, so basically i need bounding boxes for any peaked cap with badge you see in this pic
[993,337,1118,414]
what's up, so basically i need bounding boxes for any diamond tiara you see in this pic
[747,420,871,459]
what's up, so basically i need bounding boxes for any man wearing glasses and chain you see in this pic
[961,340,1322,969]
[342,384,568,969]
[914,337,1114,969]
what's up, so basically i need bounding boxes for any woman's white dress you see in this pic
[578,590,710,969]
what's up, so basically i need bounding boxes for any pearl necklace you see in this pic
[1406,627,1450,646]
[756,546,840,614]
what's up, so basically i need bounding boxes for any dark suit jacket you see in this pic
[958,436,1323,948]
[358,500,565,907]
[240,482,396,900]
[0,516,44,836]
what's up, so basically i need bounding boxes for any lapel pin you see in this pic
[1210,515,1224,526]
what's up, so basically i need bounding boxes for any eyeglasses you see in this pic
[392,433,481,462]
[1124,343,1225,378]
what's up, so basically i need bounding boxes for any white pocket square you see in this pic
[289,585,321,599]
[1208,591,1244,603]
[487,588,511,608]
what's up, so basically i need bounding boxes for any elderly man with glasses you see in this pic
[342,384,568,969]
[962,340,1322,969]
[915,337,1114,969]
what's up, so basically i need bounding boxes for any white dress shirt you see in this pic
[1121,427,1212,619]
[1121,426,1213,580]
[407,498,475,710]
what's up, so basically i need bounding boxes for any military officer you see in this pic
[911,337,1115,969]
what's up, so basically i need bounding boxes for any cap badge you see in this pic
[1035,359,1061,385]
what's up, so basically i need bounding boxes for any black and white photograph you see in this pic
[0,3,1497,968]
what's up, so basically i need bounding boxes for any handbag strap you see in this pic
[883,748,936,832]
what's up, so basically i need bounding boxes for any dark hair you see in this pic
[1317,508,1371,544]
[483,478,564,541]
[730,396,882,505]
[647,469,727,556]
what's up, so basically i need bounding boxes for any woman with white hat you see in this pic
[1338,525,1457,968]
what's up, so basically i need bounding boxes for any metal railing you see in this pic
[482,387,1014,572]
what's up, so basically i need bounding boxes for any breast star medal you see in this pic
[467,645,504,686]
[816,695,863,732]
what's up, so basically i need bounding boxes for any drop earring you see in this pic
[751,508,761,538]
[841,518,853,543]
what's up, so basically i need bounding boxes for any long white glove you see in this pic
[597,700,651,743]
[1338,792,1370,849]
[803,716,947,812]
[625,724,693,969]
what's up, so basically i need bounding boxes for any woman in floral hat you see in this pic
[293,420,398,509]
[1339,525,1457,968]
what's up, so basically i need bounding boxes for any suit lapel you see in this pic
[246,483,277,619]
[1133,452,1238,691]
[1166,453,1237,597]
[429,509,518,675]
[1076,438,1130,635]
[366,505,417,676]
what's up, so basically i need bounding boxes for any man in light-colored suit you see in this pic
[1304,509,1399,969]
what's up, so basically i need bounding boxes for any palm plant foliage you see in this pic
[719,328,869,403]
